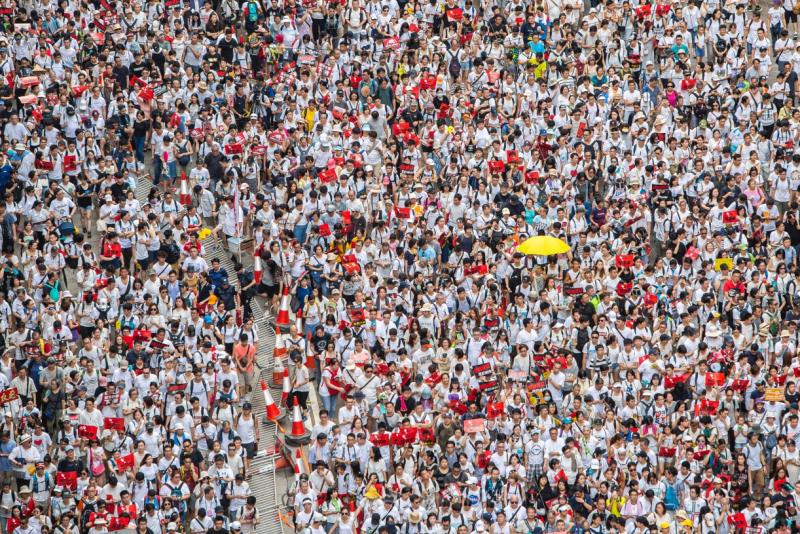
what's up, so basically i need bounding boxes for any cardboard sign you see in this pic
[472,362,493,378]
[714,258,733,271]
[528,380,547,391]
[508,370,527,381]
[479,379,499,393]
[0,387,18,406]
[765,388,785,402]
[463,418,485,434]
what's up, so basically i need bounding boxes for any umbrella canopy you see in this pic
[517,235,571,256]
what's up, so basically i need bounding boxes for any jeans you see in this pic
[133,135,146,162]
[152,155,164,185]
[293,224,308,245]
[320,393,337,415]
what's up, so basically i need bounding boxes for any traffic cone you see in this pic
[262,380,284,423]
[290,397,307,437]
[281,374,291,406]
[305,332,316,371]
[254,255,263,285]
[276,286,291,333]
[294,448,305,479]
[295,307,303,333]
[179,171,191,206]
[272,355,285,387]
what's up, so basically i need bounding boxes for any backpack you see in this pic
[162,242,181,264]
[246,1,258,22]
[31,472,50,494]
[448,51,461,79]
[664,482,679,511]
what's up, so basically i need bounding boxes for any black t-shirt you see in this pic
[181,447,204,468]
[204,152,228,180]
[311,332,330,354]
[133,119,151,137]
[130,60,148,79]
[218,37,236,63]
[57,458,85,473]
[113,65,130,90]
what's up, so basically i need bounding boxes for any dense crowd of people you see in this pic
[0,0,800,531]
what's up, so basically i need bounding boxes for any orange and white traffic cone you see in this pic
[254,255,263,285]
[262,380,284,423]
[294,448,305,480]
[295,307,303,333]
[276,286,291,333]
[290,397,308,438]
[281,374,291,406]
[179,171,191,206]
[272,355,285,387]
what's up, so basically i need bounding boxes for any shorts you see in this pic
[242,442,256,458]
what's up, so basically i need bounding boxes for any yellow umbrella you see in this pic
[517,235,570,256]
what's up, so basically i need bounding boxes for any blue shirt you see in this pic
[0,439,15,473]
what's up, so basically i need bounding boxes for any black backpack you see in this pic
[448,51,461,79]
[161,242,181,264]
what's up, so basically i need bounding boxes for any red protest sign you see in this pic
[78,425,99,440]
[664,373,689,389]
[63,155,77,172]
[488,160,505,173]
[705,372,726,388]
[722,210,738,224]
[103,417,125,432]
[463,418,485,434]
[446,7,463,21]
[369,433,390,447]
[115,453,135,472]
[0,387,18,406]
[486,402,505,420]
[19,76,39,88]
[224,143,243,155]
[56,471,78,490]
[730,379,750,392]
[615,254,634,268]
